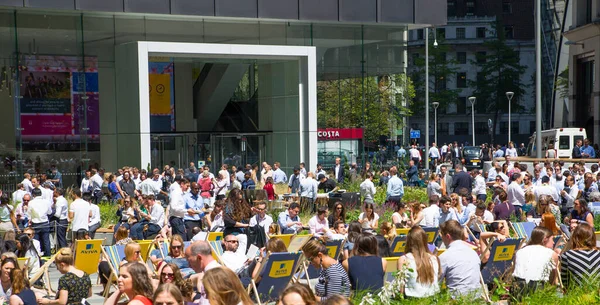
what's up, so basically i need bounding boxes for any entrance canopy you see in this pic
[114,42,317,171]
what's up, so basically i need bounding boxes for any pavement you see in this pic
[33,266,106,305]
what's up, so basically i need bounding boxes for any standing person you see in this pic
[581,138,596,158]
[572,139,583,159]
[360,173,376,204]
[429,143,440,168]
[405,160,419,186]
[241,172,256,190]
[302,239,351,301]
[560,173,580,217]
[426,174,442,199]
[300,172,318,213]
[213,174,228,201]
[21,174,33,194]
[119,172,136,198]
[218,164,230,189]
[288,166,305,194]
[342,234,386,292]
[184,182,205,241]
[90,169,104,204]
[480,144,491,162]
[386,167,404,204]
[409,145,422,167]
[438,220,481,297]
[451,164,472,195]
[507,173,525,220]
[198,171,214,208]
[332,157,345,184]
[439,165,452,196]
[397,226,440,298]
[0,193,18,236]
[68,190,91,243]
[36,248,91,305]
[26,188,51,257]
[505,142,518,157]
[169,177,189,241]
[105,262,154,305]
[79,170,91,194]
[202,267,253,305]
[52,188,68,249]
[8,269,36,305]
[472,170,487,202]
[263,177,276,201]
[273,162,288,184]
[222,189,252,255]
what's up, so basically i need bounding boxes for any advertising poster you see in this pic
[18,55,100,142]
[148,58,175,132]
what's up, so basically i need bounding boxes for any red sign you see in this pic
[317,128,364,140]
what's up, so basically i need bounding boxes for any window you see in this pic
[437,28,446,39]
[457,52,467,64]
[476,27,486,38]
[436,76,447,91]
[457,72,467,88]
[466,1,475,15]
[559,136,569,149]
[503,2,512,14]
[476,122,488,135]
[439,123,449,135]
[447,0,456,17]
[529,121,536,134]
[417,29,424,40]
[504,26,514,39]
[477,51,487,64]
[456,28,466,39]
[412,53,419,65]
[500,122,519,134]
[455,122,469,135]
[457,97,467,114]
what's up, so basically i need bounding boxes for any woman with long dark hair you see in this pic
[342,234,386,292]
[566,198,594,228]
[222,188,252,254]
[397,226,440,298]
[328,202,346,228]
[358,203,379,234]
[344,221,362,259]
[15,235,39,280]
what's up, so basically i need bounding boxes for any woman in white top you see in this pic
[15,234,40,280]
[426,174,442,198]
[358,203,379,234]
[511,226,558,300]
[397,226,440,298]
[391,202,410,228]
[505,142,518,157]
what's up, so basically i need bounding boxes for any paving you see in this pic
[33,267,106,305]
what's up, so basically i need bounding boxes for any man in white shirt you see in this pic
[86,193,101,239]
[169,177,190,240]
[220,234,249,273]
[248,202,273,237]
[80,170,92,193]
[471,170,487,202]
[132,195,165,240]
[53,188,69,249]
[12,184,27,207]
[28,188,52,256]
[439,220,482,297]
[325,220,347,240]
[507,173,525,220]
[409,144,422,165]
[69,189,91,242]
[422,195,441,228]
[466,202,494,234]
[21,173,34,194]
[534,176,559,202]
[90,168,104,203]
[360,172,376,204]
[441,143,448,160]
[429,142,440,167]
[15,194,30,229]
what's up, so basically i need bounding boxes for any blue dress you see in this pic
[348,255,384,291]
[16,289,36,305]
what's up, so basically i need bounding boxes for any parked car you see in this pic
[462,146,483,170]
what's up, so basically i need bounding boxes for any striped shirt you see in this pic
[560,249,600,288]
[315,263,351,300]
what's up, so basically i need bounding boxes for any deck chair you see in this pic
[423,227,439,244]
[248,252,303,305]
[28,253,56,294]
[137,240,154,262]
[395,228,409,236]
[384,257,400,282]
[269,234,294,248]
[102,244,126,298]
[209,240,225,263]
[480,238,522,285]
[511,222,536,242]
[207,232,223,242]
[17,257,30,270]
[389,235,408,257]
[287,235,312,253]
[596,232,600,248]
[73,239,104,275]
[325,239,345,261]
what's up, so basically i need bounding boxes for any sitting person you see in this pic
[380,222,396,245]
[479,221,511,264]
[358,203,379,234]
[114,226,133,246]
[391,202,410,228]
[158,262,195,302]
[397,226,440,298]
[467,201,495,238]
[565,198,594,228]
[220,234,250,273]
[248,201,273,237]
[560,223,600,289]
[342,234,386,292]
[157,235,194,278]
[252,237,288,279]
[439,220,482,297]
[307,206,329,237]
[277,203,304,234]
[325,221,347,241]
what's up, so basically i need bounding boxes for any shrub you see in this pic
[98,202,119,228]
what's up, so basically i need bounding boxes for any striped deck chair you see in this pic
[209,240,224,263]
[269,234,294,248]
[383,257,400,282]
[102,244,126,298]
[207,232,223,242]
[389,235,408,257]
[511,222,536,242]
[248,252,303,305]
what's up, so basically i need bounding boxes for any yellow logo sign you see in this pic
[393,241,406,254]
[268,260,295,278]
[74,239,104,275]
[327,246,338,257]
[427,232,436,243]
[493,245,516,262]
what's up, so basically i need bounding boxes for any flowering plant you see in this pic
[359,263,412,305]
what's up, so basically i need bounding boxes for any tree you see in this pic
[469,23,528,145]
[317,74,415,143]
[410,36,461,117]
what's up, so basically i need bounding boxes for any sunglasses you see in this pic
[256,208,265,211]
[134,251,141,254]
[124,201,131,203]
[225,240,238,244]
[23,200,30,202]
[171,245,182,249]
[161,272,174,278]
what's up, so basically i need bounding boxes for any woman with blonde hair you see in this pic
[8,269,35,305]
[202,267,253,305]
[154,283,184,305]
[523,191,538,218]
[279,283,317,305]
[397,226,440,298]
[37,248,91,305]
[410,202,425,227]
[380,222,396,244]
[450,193,462,216]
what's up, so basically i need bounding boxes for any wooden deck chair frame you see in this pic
[247,252,303,305]
[287,235,311,253]
[101,244,126,298]
[28,254,56,295]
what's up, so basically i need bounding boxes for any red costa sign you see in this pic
[317,128,364,140]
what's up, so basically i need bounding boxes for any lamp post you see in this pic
[432,102,439,145]
[506,91,514,144]
[468,96,476,146]
[425,28,430,172]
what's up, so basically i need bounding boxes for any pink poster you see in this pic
[21,114,72,136]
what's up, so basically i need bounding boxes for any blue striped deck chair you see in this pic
[390,235,408,257]
[209,240,224,263]
[102,244,126,297]
[511,222,536,242]
[480,238,522,285]
[183,241,191,251]
[248,252,303,305]
[422,227,439,244]
[384,257,399,282]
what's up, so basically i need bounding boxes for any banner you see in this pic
[74,239,104,275]
[148,59,175,132]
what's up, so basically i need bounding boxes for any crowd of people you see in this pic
[0,151,598,304]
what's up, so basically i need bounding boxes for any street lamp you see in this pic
[506,91,514,144]
[432,102,439,145]
[468,96,476,146]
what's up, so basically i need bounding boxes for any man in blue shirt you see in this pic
[386,167,404,204]
[183,182,206,240]
[288,166,305,193]
[273,161,288,183]
[278,202,303,234]
[397,146,406,165]
[241,172,255,190]
[581,138,596,158]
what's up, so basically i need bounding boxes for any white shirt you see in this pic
[472,175,487,195]
[54,196,68,220]
[429,146,440,158]
[507,182,525,207]
[219,170,231,187]
[249,214,273,237]
[168,183,186,218]
[468,210,494,231]
[89,204,101,227]
[41,187,54,207]
[139,179,160,196]
[409,148,421,160]
[21,178,33,193]
[80,178,91,193]
[534,184,560,203]
[422,205,441,227]
[90,174,103,191]
[512,245,555,282]
[441,145,448,154]
[360,179,376,202]
[334,165,340,180]
[149,202,165,228]
[300,177,318,200]
[27,196,52,224]
[404,253,440,297]
[12,189,27,205]
[69,198,91,231]
[221,251,246,274]
[358,212,379,231]
[505,148,518,157]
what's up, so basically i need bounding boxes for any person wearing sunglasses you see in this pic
[158,263,194,302]
[220,235,249,273]
[159,235,194,278]
[479,221,511,264]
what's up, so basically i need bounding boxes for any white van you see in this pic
[527,128,587,158]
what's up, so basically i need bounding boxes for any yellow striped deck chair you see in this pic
[207,232,223,242]
[511,222,536,242]
[102,244,126,298]
[209,240,224,263]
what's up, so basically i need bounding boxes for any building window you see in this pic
[436,76,447,91]
[529,121,536,135]
[455,122,469,135]
[417,29,424,40]
[439,123,449,135]
[477,51,487,63]
[466,1,475,15]
[504,26,514,39]
[500,122,520,134]
[412,53,419,65]
[456,28,466,39]
[476,27,486,38]
[457,52,467,64]
[437,28,446,39]
[476,122,488,135]
[457,97,467,114]
[447,0,456,17]
[457,72,467,88]
[503,2,512,14]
